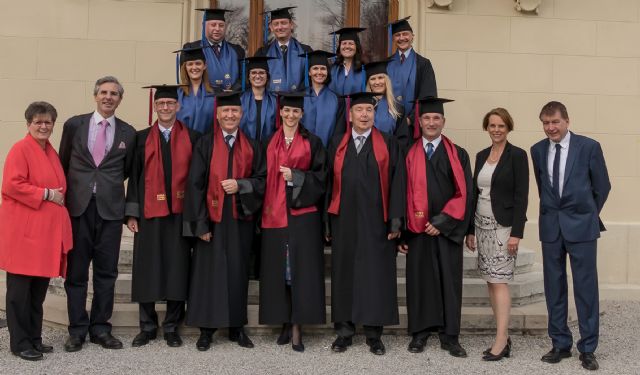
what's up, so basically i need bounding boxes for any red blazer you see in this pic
[0,134,73,277]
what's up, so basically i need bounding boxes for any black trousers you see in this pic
[5,273,49,353]
[412,327,459,344]
[139,301,185,333]
[334,321,382,340]
[64,198,122,337]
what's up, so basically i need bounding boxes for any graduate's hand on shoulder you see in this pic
[199,232,212,242]
[465,234,476,251]
[397,243,409,254]
[424,222,440,236]
[221,179,239,194]
[126,217,138,233]
[387,231,400,240]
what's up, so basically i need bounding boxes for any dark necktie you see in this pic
[552,143,561,197]
[280,44,288,71]
[400,53,406,64]
[426,142,434,160]
[225,134,235,149]
[213,43,221,58]
[162,129,171,142]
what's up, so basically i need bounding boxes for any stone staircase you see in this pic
[2,232,576,335]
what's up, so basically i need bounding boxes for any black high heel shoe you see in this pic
[277,324,292,345]
[292,338,305,352]
[482,337,512,361]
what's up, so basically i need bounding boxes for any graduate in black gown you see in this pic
[365,60,409,150]
[299,50,346,147]
[398,97,473,358]
[326,92,406,356]
[386,17,438,120]
[239,56,278,142]
[255,7,312,92]
[191,8,245,92]
[182,91,266,351]
[260,92,328,352]
[125,85,200,348]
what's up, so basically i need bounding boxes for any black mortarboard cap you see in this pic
[389,16,412,34]
[173,45,206,65]
[364,60,389,80]
[215,90,243,107]
[298,50,336,68]
[330,27,366,43]
[239,56,276,72]
[278,91,306,109]
[142,84,186,101]
[414,97,454,115]
[342,92,377,106]
[265,6,296,20]
[196,8,232,22]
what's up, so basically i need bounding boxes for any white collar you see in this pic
[399,48,413,58]
[158,122,174,132]
[549,131,571,149]
[92,111,115,127]
[422,135,442,150]
[222,128,238,138]
[208,39,223,46]
[278,40,290,48]
[352,127,372,140]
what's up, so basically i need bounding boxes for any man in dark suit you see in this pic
[254,6,312,92]
[58,76,137,352]
[190,8,246,92]
[386,17,437,121]
[531,101,611,371]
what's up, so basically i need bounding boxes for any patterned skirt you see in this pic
[474,213,516,283]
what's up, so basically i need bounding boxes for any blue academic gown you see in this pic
[302,86,340,147]
[257,38,311,92]
[329,64,367,96]
[177,85,215,134]
[239,90,277,141]
[201,40,242,92]
[387,50,417,115]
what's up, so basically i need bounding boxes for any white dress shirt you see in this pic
[222,128,239,148]
[547,131,571,197]
[422,135,442,154]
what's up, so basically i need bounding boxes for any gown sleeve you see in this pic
[290,135,328,208]
[183,135,212,237]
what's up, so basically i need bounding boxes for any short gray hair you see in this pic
[93,76,124,97]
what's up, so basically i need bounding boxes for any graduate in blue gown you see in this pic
[238,56,278,142]
[299,50,346,147]
[365,61,409,150]
[254,7,312,93]
[174,45,215,134]
[192,8,245,92]
[328,27,368,96]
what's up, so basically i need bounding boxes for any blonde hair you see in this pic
[179,62,213,96]
[366,73,400,120]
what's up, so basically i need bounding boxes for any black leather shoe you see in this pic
[131,331,157,347]
[408,337,426,353]
[196,333,212,351]
[482,343,511,361]
[331,336,352,353]
[12,348,43,361]
[541,348,571,363]
[229,329,254,348]
[292,338,305,353]
[277,324,292,345]
[441,341,468,358]
[90,332,123,349]
[164,332,183,347]
[579,352,599,371]
[483,337,511,357]
[64,335,84,352]
[366,338,386,355]
[34,343,54,353]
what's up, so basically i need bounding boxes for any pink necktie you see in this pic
[92,119,108,165]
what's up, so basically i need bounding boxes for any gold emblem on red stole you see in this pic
[157,194,166,201]
[176,191,184,199]
[414,211,424,217]
[212,199,219,208]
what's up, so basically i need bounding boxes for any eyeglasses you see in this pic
[29,121,54,128]
[156,101,178,108]
[249,71,267,76]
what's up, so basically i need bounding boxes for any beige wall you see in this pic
[0,0,638,283]
[400,0,640,284]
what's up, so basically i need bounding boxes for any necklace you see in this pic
[488,147,503,163]
[284,136,294,148]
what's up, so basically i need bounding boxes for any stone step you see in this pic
[48,270,544,308]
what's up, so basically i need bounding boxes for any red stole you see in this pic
[262,127,315,228]
[328,126,390,221]
[406,135,467,233]
[143,120,192,218]
[206,126,254,223]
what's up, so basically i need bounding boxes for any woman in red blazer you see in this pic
[0,102,73,361]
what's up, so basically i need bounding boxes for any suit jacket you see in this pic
[530,132,611,243]
[58,113,136,220]
[468,142,529,238]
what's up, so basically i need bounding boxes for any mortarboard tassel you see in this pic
[413,101,421,139]
[263,13,270,46]
[148,88,153,126]
[275,94,281,129]
[304,52,309,88]
[361,66,367,91]
[345,96,351,130]
[387,24,393,56]
[241,60,246,91]
[175,54,180,84]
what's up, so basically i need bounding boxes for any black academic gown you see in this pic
[259,130,328,325]
[326,131,406,326]
[125,127,200,303]
[404,141,473,337]
[183,132,266,329]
